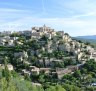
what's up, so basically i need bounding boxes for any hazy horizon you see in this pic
[0,0,96,36]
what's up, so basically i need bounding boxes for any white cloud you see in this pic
[0,8,30,18]
[0,8,26,12]
[63,0,96,13]
[0,0,96,36]
[72,12,96,18]
[0,16,96,36]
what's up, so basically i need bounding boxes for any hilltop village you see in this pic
[0,25,96,85]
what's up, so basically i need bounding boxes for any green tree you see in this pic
[2,57,11,82]
[45,85,66,91]
[73,70,81,79]
[38,74,45,83]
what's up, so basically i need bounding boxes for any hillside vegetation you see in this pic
[0,25,96,91]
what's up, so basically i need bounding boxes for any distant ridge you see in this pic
[76,35,96,40]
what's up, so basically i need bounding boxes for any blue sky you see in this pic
[0,0,96,36]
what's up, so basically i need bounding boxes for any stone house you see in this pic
[56,68,71,79]
[40,68,51,74]
[77,52,85,60]
[22,69,31,76]
[32,82,42,86]
[55,64,81,79]
[31,32,43,39]
[90,50,96,61]
[1,64,14,71]
[29,66,40,75]
[7,40,14,46]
